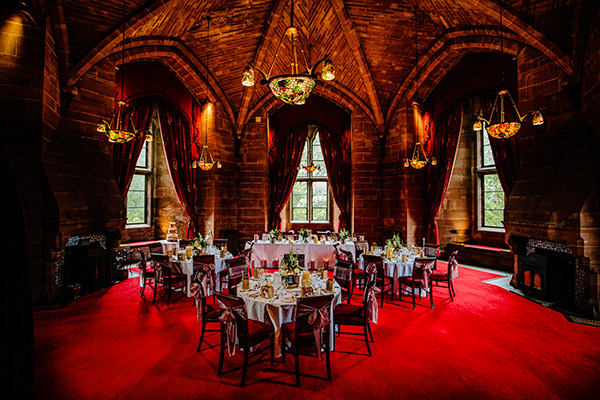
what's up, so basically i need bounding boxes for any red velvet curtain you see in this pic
[268,125,310,229]
[156,98,198,239]
[319,124,352,230]
[112,96,155,197]
[480,94,520,195]
[425,103,464,245]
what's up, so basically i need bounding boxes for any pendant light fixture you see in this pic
[405,6,436,169]
[473,2,544,139]
[96,0,139,143]
[240,0,335,105]
[192,16,220,171]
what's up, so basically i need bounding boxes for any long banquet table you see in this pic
[249,241,356,269]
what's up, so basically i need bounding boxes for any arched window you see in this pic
[290,125,329,223]
[478,129,504,229]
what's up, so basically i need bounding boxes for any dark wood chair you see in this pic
[152,254,186,306]
[179,239,191,247]
[333,259,354,304]
[362,254,393,307]
[191,255,220,352]
[223,256,248,296]
[149,242,163,254]
[423,243,440,262]
[431,250,459,301]
[333,271,377,356]
[213,238,228,248]
[334,243,365,290]
[400,257,436,309]
[215,292,274,387]
[137,248,157,299]
[282,294,334,386]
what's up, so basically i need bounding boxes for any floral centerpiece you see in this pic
[385,232,404,250]
[299,228,312,242]
[192,233,208,254]
[338,228,350,243]
[280,247,302,286]
[269,228,281,242]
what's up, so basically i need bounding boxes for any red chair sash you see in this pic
[297,303,331,361]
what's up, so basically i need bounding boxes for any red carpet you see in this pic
[34,267,600,399]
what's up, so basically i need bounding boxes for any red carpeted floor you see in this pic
[34,266,600,399]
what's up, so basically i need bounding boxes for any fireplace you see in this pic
[518,246,576,303]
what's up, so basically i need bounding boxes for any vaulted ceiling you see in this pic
[46,0,576,137]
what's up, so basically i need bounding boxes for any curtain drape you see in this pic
[112,96,155,197]
[480,94,520,195]
[425,103,464,245]
[319,125,352,230]
[156,98,198,239]
[268,125,310,229]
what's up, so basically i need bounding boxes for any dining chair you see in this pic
[191,255,221,352]
[179,239,191,247]
[400,257,436,309]
[333,271,377,356]
[213,238,228,248]
[152,254,186,306]
[362,254,393,308]
[333,259,354,304]
[215,292,274,387]
[334,244,365,289]
[223,256,248,296]
[282,294,334,386]
[138,248,157,299]
[430,250,459,301]
[149,242,163,254]
[423,243,440,260]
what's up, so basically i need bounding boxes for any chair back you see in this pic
[333,243,353,263]
[149,242,163,254]
[213,238,228,248]
[179,239,191,247]
[413,257,436,289]
[333,259,353,296]
[447,250,459,280]
[137,248,149,275]
[362,254,384,280]
[238,248,252,268]
[294,295,333,335]
[215,291,248,335]
[423,243,440,258]
[225,256,248,289]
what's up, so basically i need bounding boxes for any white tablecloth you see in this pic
[248,241,356,269]
[238,273,341,357]
[159,239,179,254]
[359,253,420,296]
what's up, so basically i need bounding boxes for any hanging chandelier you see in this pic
[96,0,138,143]
[405,6,436,170]
[473,3,544,139]
[192,17,220,171]
[240,0,335,105]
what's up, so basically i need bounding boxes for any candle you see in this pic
[423,238,426,247]
[310,260,315,269]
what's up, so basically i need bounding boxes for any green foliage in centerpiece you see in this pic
[339,228,350,240]
[385,232,404,249]
[192,233,208,250]
[299,228,312,241]
[269,228,281,240]
[280,247,302,276]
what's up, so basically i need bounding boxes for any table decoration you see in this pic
[261,283,274,299]
[269,228,281,243]
[280,247,302,287]
[299,228,312,242]
[326,278,334,292]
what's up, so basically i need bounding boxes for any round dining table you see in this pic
[238,272,341,357]
[358,252,420,296]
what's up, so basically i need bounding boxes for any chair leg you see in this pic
[363,324,372,356]
[326,339,331,380]
[412,285,416,310]
[367,321,374,342]
[241,348,249,387]
[152,277,158,303]
[450,280,456,297]
[295,347,301,387]
[380,287,384,308]
[197,320,207,352]
[217,327,225,376]
[166,283,171,306]
[430,286,434,309]
[448,279,454,301]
